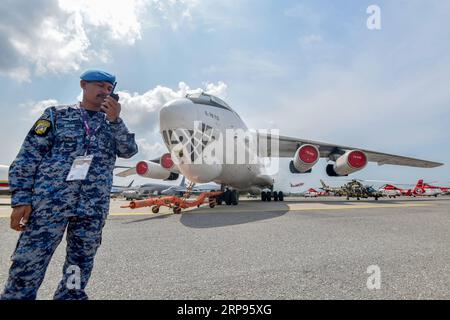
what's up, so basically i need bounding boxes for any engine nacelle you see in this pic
[326,150,367,176]
[136,160,179,180]
[159,153,180,173]
[291,144,320,173]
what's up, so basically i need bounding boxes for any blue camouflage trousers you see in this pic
[1,212,106,300]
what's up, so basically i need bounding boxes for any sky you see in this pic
[0,0,449,191]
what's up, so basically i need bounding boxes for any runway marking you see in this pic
[0,202,436,218]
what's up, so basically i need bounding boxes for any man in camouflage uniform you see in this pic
[1,70,138,300]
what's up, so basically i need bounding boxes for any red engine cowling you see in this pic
[292,144,320,173]
[326,150,367,176]
[136,160,179,180]
[160,153,175,171]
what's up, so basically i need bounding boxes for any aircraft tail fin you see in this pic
[415,179,424,190]
[320,179,328,188]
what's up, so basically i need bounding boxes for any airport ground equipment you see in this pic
[121,191,224,214]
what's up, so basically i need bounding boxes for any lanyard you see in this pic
[79,107,104,154]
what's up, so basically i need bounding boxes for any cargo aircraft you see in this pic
[117,92,442,205]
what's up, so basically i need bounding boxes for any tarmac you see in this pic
[0,195,449,299]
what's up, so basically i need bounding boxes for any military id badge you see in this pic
[66,155,94,181]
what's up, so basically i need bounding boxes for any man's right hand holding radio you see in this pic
[101,95,121,123]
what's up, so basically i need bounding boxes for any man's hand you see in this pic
[101,96,121,122]
[10,205,32,232]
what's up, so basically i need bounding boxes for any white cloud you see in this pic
[21,99,59,120]
[1,67,31,83]
[135,139,166,160]
[58,0,146,45]
[0,0,150,79]
[149,0,200,30]
[0,0,235,80]
[10,14,91,75]
[120,81,228,135]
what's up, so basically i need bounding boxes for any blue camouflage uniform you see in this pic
[1,71,138,300]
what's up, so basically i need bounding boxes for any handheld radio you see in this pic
[109,82,119,101]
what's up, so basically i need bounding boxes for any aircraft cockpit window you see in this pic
[210,95,230,109]
[186,92,234,112]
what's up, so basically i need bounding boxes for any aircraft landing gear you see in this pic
[261,191,284,202]
[221,189,239,205]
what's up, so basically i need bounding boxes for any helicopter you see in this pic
[340,179,383,200]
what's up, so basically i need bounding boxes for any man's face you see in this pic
[80,80,114,107]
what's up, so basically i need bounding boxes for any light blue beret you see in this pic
[80,69,116,84]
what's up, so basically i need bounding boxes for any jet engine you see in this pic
[326,150,367,176]
[160,153,177,171]
[136,160,179,180]
[290,144,320,173]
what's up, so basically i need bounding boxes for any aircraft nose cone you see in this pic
[160,98,198,132]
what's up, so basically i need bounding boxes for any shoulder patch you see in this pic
[33,119,51,136]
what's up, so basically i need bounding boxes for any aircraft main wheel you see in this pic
[231,190,239,205]
[173,206,181,214]
[273,191,279,201]
[357,197,360,200]
[266,192,272,202]
[152,206,159,214]
[278,191,284,201]
[261,191,267,201]
[224,190,232,205]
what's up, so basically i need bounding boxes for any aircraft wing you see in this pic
[258,133,443,168]
[115,167,136,177]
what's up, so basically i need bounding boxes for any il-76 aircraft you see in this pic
[117,92,442,205]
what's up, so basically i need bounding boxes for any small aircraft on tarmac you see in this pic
[303,188,327,198]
